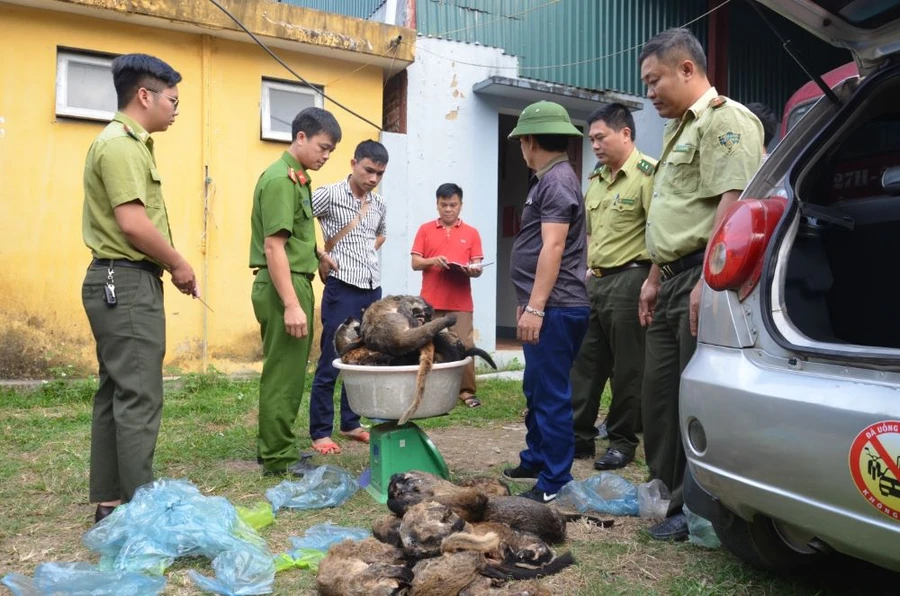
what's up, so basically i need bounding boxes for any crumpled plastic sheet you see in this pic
[273,548,325,573]
[82,478,275,595]
[273,523,370,574]
[265,465,359,512]
[290,523,370,552]
[556,472,640,516]
[1,562,165,596]
[637,478,671,520]
[235,502,276,531]
[188,547,276,595]
[683,504,721,549]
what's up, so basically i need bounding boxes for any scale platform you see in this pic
[363,420,449,503]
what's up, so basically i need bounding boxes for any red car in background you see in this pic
[781,61,858,138]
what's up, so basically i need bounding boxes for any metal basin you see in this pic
[333,357,470,420]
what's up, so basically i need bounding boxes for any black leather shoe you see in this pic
[648,512,689,541]
[574,445,596,460]
[502,465,539,484]
[593,448,633,470]
[264,458,317,478]
[94,504,117,524]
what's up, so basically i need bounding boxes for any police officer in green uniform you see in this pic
[570,103,656,470]
[81,54,198,523]
[249,107,341,476]
[638,28,763,540]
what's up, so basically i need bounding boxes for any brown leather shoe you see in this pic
[94,504,117,524]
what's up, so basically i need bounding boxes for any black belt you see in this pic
[91,258,162,277]
[591,260,651,279]
[252,267,314,282]
[659,250,705,282]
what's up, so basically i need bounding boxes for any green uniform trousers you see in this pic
[641,265,702,517]
[252,269,314,473]
[82,264,165,503]
[571,267,647,458]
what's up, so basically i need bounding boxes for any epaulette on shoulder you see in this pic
[709,95,727,109]
[589,166,603,180]
[636,158,656,176]
[121,123,142,141]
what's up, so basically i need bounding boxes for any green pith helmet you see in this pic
[508,101,582,139]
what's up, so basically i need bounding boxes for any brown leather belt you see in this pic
[659,250,705,282]
[252,267,314,281]
[591,260,651,278]
[91,258,162,277]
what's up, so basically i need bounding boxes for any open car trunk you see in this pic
[781,65,900,350]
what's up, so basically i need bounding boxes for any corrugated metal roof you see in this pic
[273,0,385,19]
[416,0,851,115]
[415,0,708,96]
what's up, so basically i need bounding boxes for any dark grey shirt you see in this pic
[510,156,589,308]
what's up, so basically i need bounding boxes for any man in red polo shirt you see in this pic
[411,183,485,408]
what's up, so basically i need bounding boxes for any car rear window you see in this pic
[814,0,900,29]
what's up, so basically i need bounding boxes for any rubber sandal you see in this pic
[311,438,342,455]
[462,396,482,408]
[339,429,370,444]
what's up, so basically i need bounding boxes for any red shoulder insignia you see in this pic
[709,96,727,109]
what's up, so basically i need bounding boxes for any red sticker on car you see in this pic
[850,420,900,522]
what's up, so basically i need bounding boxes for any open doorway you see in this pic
[495,114,582,345]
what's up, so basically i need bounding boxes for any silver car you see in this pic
[681,0,900,573]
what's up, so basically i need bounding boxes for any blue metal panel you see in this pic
[274,0,385,19]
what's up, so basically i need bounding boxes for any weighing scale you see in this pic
[333,357,470,503]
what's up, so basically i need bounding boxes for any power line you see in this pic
[207,0,384,131]
[409,0,733,73]
[437,0,561,38]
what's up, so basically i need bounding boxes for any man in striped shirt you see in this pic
[308,140,389,454]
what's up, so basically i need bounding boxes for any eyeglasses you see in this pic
[146,88,179,109]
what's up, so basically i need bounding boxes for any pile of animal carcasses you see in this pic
[316,471,593,596]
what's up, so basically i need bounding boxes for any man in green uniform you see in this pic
[249,107,341,476]
[570,103,656,470]
[638,28,763,540]
[81,54,198,523]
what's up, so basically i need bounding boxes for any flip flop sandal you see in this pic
[311,438,342,455]
[462,396,482,408]
[339,429,370,444]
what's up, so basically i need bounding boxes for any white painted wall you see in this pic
[632,97,667,161]
[380,38,518,351]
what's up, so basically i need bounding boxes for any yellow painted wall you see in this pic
[0,3,386,377]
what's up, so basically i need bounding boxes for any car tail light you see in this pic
[704,197,787,301]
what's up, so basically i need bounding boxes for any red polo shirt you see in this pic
[411,218,484,312]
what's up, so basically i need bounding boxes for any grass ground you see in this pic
[0,373,896,594]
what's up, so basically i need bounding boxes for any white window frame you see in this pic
[260,78,323,143]
[56,51,116,122]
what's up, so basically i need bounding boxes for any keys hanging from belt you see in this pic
[104,264,117,307]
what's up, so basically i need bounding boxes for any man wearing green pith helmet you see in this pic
[500,101,590,505]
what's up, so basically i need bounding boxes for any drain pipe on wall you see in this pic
[200,34,212,372]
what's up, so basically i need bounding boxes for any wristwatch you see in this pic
[524,305,545,318]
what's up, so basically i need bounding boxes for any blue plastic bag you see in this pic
[556,472,640,516]
[188,545,276,595]
[265,465,359,512]
[683,504,721,549]
[82,478,274,594]
[1,562,165,596]
[289,523,370,552]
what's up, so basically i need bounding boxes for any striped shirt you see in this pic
[312,176,387,289]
